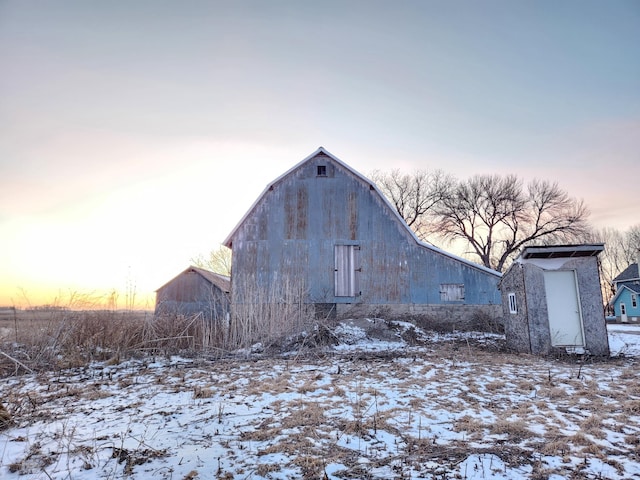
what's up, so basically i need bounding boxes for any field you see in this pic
[1,317,640,479]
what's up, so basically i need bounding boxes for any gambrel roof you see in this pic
[223,147,501,278]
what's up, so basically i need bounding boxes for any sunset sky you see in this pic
[1,1,639,308]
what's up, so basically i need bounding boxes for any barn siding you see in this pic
[155,269,230,319]
[227,150,501,318]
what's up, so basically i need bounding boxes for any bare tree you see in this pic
[369,168,453,240]
[587,227,626,306]
[434,175,590,272]
[191,244,232,276]
[623,225,640,263]
[590,224,640,293]
[586,225,640,312]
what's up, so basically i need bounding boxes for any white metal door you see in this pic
[543,270,585,347]
[620,303,628,323]
[335,245,359,297]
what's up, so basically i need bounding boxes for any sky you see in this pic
[1,0,639,308]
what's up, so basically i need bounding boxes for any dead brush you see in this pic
[484,379,507,392]
[255,463,281,477]
[570,431,597,447]
[581,442,605,457]
[228,273,315,352]
[539,385,568,400]
[297,379,318,394]
[0,401,11,429]
[280,400,326,431]
[579,414,604,435]
[623,399,640,414]
[540,437,571,456]
[490,418,533,441]
[454,414,487,437]
[192,385,215,399]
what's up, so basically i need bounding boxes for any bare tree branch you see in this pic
[191,244,232,276]
[434,175,590,272]
[372,169,592,272]
[369,169,453,240]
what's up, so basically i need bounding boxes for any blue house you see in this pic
[224,147,502,327]
[611,257,640,323]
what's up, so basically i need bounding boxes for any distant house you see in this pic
[155,266,230,320]
[499,244,609,356]
[610,253,640,323]
[223,147,502,326]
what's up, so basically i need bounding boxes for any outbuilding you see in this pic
[155,266,230,320]
[499,244,609,356]
[223,147,502,326]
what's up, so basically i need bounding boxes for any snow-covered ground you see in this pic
[1,321,639,479]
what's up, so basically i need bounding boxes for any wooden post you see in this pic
[12,306,17,344]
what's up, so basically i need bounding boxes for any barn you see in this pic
[155,266,230,320]
[223,147,502,327]
[499,244,609,356]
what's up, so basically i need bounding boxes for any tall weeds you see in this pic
[228,273,314,350]
[0,275,317,375]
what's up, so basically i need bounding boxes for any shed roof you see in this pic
[223,147,501,278]
[520,244,604,259]
[612,263,639,283]
[156,266,231,293]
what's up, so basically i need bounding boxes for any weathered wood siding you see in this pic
[227,150,501,311]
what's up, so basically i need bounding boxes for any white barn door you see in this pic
[543,270,584,347]
[335,245,359,297]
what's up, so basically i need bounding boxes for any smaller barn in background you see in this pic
[499,244,609,356]
[155,266,230,320]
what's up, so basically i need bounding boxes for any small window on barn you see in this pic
[440,283,464,302]
[317,165,327,176]
[508,293,518,314]
[633,294,638,308]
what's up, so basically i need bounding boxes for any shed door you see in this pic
[335,245,359,297]
[543,270,584,347]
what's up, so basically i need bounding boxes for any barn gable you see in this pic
[224,147,502,324]
[155,266,230,319]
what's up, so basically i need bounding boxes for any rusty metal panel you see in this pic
[296,186,308,239]
[348,191,357,240]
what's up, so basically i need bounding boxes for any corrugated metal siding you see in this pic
[155,270,230,318]
[229,153,501,306]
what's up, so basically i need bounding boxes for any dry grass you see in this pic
[490,418,533,441]
[454,414,487,434]
[2,338,640,479]
[1,276,323,375]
